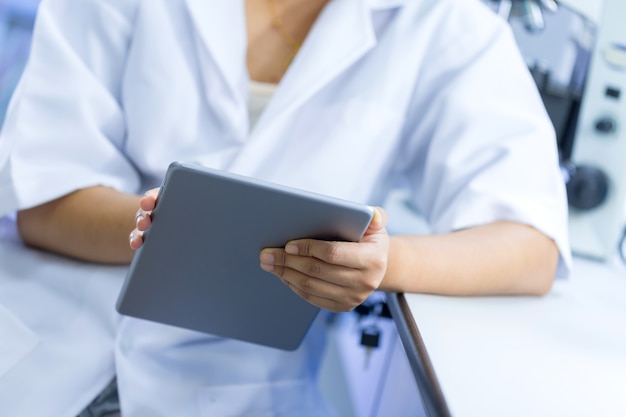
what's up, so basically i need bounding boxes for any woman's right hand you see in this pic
[129,188,160,250]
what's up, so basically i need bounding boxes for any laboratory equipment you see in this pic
[566,0,626,260]
[485,0,626,261]
[492,0,558,33]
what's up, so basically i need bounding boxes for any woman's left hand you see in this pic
[260,207,389,312]
[129,188,160,250]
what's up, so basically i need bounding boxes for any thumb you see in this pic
[364,206,388,236]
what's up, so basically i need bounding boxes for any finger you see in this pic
[281,208,389,268]
[283,239,373,270]
[366,206,388,235]
[129,229,144,250]
[277,266,348,300]
[260,249,381,312]
[135,208,152,232]
[263,259,363,312]
[139,188,160,211]
[261,248,381,298]
[260,248,354,286]
[281,279,358,313]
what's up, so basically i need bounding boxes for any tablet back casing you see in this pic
[116,162,374,350]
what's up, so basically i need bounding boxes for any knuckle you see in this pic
[341,286,366,309]
[276,251,288,267]
[362,273,381,292]
[371,255,387,271]
[364,280,378,293]
[273,266,286,278]
[300,276,315,294]
[305,261,322,278]
[300,240,313,256]
[349,275,376,293]
[351,294,367,307]
[291,283,313,304]
[300,291,314,304]
[325,243,342,263]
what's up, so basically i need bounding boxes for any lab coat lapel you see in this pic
[254,0,377,133]
[184,0,248,136]
[230,0,410,178]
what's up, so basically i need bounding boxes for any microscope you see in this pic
[484,0,626,261]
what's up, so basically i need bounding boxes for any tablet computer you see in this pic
[116,161,374,350]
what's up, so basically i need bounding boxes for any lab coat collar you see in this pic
[184,0,247,123]
[258,0,376,130]
[258,0,405,132]
[183,0,405,133]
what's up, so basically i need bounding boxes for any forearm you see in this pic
[16,186,140,264]
[380,221,559,296]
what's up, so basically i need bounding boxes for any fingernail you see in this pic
[260,252,274,265]
[129,231,137,242]
[285,244,298,255]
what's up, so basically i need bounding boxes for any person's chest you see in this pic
[120,0,440,199]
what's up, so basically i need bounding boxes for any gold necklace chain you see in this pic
[267,0,302,70]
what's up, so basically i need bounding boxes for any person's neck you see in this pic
[266,0,330,44]
[246,0,330,83]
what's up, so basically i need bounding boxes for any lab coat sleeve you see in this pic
[0,0,139,215]
[398,10,572,278]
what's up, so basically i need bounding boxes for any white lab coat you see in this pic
[0,0,572,416]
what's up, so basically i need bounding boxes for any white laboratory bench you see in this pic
[388,255,626,417]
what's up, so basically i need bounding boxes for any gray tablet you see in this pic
[116,161,374,350]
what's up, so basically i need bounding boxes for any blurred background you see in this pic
[0,0,39,127]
